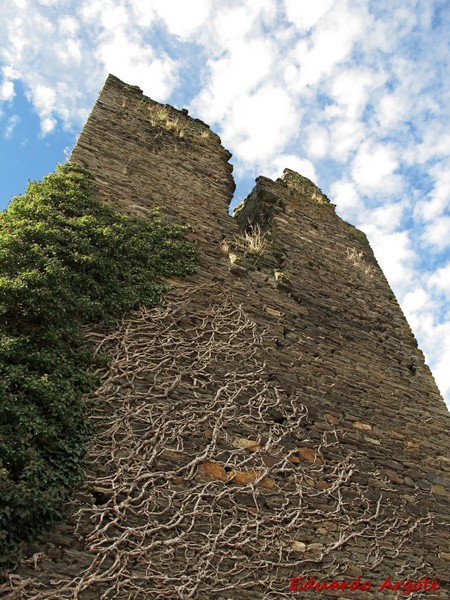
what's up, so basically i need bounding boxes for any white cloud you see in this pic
[402,287,429,316]
[376,92,407,129]
[214,5,255,43]
[3,114,20,139]
[40,116,56,135]
[151,0,211,39]
[0,80,14,101]
[421,216,450,251]
[127,0,155,27]
[352,142,399,193]
[284,0,333,30]
[433,339,450,401]
[29,84,56,116]
[330,179,363,213]
[290,1,370,90]
[223,85,297,163]
[409,314,450,402]
[328,119,365,162]
[414,131,450,164]
[367,202,406,233]
[265,154,317,183]
[330,68,386,120]
[95,31,177,101]
[213,0,278,44]
[193,38,275,124]
[101,5,128,30]
[56,38,82,64]
[428,263,450,295]
[306,125,329,158]
[361,227,416,288]
[35,84,56,110]
[2,66,19,80]
[58,15,79,35]
[414,167,450,222]
[3,16,28,62]
[78,0,115,23]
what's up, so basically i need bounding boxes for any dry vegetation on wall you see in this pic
[2,285,433,599]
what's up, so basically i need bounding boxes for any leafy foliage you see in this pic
[0,163,198,563]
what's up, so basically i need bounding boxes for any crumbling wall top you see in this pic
[280,168,332,206]
[71,74,235,241]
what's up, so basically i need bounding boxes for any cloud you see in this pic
[78,0,125,26]
[404,309,450,402]
[376,92,408,130]
[192,37,275,124]
[95,29,177,100]
[305,124,329,158]
[360,227,416,288]
[3,114,20,139]
[328,119,365,162]
[265,154,317,183]
[432,334,450,400]
[100,5,128,30]
[58,15,79,35]
[428,263,450,295]
[151,0,211,39]
[414,166,450,222]
[0,80,15,101]
[330,179,364,215]
[25,84,57,134]
[222,85,298,164]
[208,4,253,44]
[367,202,407,233]
[351,142,400,194]
[40,117,56,136]
[422,216,450,251]
[402,287,429,316]
[329,68,386,120]
[413,131,450,164]
[31,84,56,114]
[283,0,333,30]
[288,1,371,90]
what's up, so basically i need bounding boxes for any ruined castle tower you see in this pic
[3,75,449,599]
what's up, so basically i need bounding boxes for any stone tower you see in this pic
[2,74,449,599]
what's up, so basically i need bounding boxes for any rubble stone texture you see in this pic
[1,74,449,599]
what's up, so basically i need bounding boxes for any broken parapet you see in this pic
[281,168,332,205]
[71,74,236,242]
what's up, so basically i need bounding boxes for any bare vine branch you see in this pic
[1,285,432,599]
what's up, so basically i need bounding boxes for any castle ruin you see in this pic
[1,74,449,599]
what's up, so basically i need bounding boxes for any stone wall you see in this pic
[71,74,236,241]
[1,75,449,599]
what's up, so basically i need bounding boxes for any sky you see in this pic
[0,0,449,408]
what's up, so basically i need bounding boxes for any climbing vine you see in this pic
[0,163,198,564]
[0,286,432,598]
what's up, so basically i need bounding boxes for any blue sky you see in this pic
[1,0,449,408]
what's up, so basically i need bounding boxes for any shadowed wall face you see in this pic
[2,75,449,599]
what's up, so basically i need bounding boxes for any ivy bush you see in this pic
[0,163,198,564]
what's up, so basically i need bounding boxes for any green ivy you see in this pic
[0,163,198,564]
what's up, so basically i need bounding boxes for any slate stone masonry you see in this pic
[2,74,449,599]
